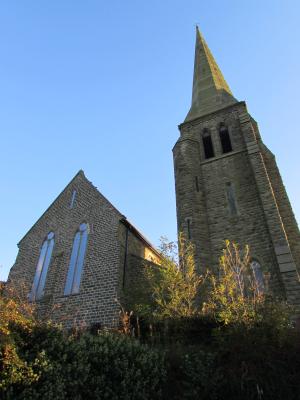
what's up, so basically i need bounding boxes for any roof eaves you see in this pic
[120,218,161,259]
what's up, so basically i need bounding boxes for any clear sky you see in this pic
[1,0,299,281]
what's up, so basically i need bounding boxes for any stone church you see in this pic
[8,171,161,328]
[173,27,300,310]
[8,28,300,327]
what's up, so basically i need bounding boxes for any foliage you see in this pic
[214,324,300,400]
[0,282,46,396]
[0,343,49,397]
[162,326,300,400]
[1,240,300,399]
[205,240,291,328]
[132,233,205,320]
[179,350,223,400]
[0,283,35,337]
[77,332,166,400]
[0,288,166,400]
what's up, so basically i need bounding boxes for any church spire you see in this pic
[185,27,237,122]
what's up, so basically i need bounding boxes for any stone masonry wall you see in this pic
[173,101,296,296]
[261,145,300,272]
[8,171,122,329]
[238,108,300,310]
[118,221,160,309]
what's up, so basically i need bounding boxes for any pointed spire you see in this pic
[185,27,237,121]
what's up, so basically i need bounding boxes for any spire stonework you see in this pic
[185,27,237,121]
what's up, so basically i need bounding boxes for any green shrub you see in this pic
[213,324,300,400]
[1,322,166,400]
[128,233,205,321]
[162,323,300,400]
[77,332,166,400]
[2,240,300,400]
[180,350,223,400]
[1,323,87,400]
[0,342,49,397]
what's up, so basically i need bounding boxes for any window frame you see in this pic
[64,223,89,296]
[69,189,77,209]
[202,129,215,159]
[30,231,55,301]
[226,182,239,216]
[250,259,265,294]
[219,124,233,154]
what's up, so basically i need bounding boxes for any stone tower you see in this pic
[173,27,300,308]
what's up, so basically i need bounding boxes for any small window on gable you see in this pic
[226,182,238,216]
[64,223,88,295]
[219,124,232,153]
[250,260,265,294]
[70,190,77,209]
[29,232,55,301]
[202,129,215,159]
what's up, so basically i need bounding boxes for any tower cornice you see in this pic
[179,101,247,130]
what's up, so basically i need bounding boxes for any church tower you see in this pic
[173,27,300,308]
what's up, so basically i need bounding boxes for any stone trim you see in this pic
[200,149,245,165]
[246,141,260,154]
[178,101,247,128]
[275,245,297,273]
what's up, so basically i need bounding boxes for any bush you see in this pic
[180,350,223,400]
[1,296,300,400]
[77,333,166,400]
[0,285,167,400]
[213,324,300,400]
[2,239,300,400]
[1,322,85,399]
[1,322,166,400]
[205,241,292,330]
[129,233,205,321]
[161,323,300,400]
[136,315,218,346]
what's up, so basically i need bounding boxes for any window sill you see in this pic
[201,149,245,164]
[228,215,240,222]
[33,295,52,304]
[58,292,81,299]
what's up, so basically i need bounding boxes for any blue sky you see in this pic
[1,0,299,280]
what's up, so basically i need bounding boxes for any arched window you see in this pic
[64,223,89,295]
[250,260,265,294]
[202,129,215,159]
[219,124,232,153]
[30,232,55,301]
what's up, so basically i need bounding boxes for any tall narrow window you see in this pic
[69,189,77,209]
[202,129,215,159]
[219,124,232,153]
[195,176,200,192]
[30,232,55,301]
[250,260,265,294]
[226,182,238,216]
[64,223,88,295]
[186,217,192,240]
